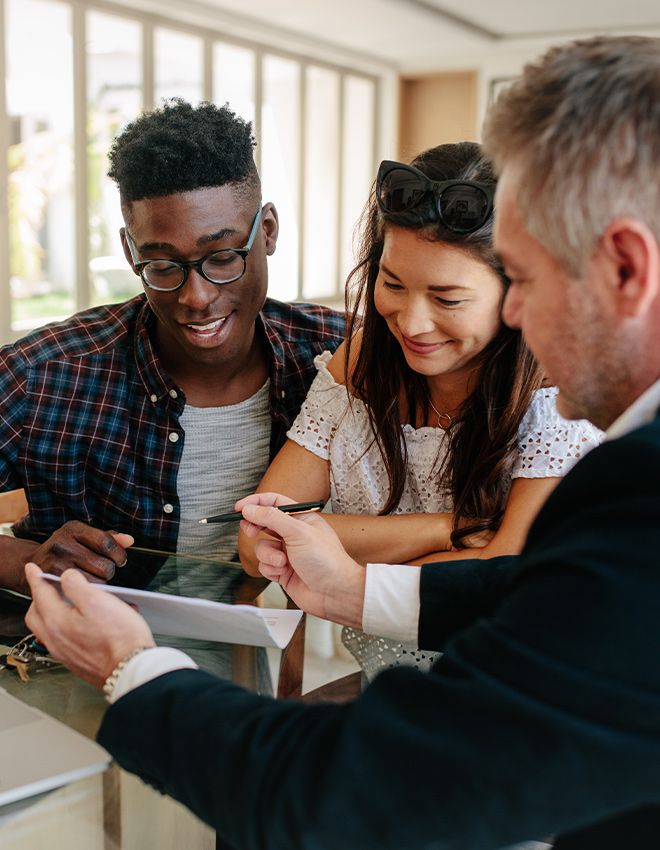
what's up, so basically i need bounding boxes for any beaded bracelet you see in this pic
[102,647,152,702]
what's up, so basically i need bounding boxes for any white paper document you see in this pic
[42,574,303,649]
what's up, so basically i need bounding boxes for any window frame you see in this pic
[0,0,384,344]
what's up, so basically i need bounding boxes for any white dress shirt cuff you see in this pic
[109,647,198,704]
[362,563,421,642]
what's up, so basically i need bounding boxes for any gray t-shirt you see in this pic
[149,380,271,683]
[176,379,271,560]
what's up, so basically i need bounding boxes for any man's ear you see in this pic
[119,228,139,274]
[261,203,279,256]
[599,218,660,318]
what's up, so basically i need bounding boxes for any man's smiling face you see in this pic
[121,184,277,373]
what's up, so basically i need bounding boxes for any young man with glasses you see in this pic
[0,99,345,591]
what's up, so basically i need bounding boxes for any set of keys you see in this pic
[0,634,62,682]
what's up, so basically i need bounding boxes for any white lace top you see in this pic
[287,351,604,680]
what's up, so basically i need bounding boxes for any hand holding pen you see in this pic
[236,492,365,627]
[199,499,325,525]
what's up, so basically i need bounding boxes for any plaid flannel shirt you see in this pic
[0,295,345,552]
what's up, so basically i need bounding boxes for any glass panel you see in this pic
[6,0,74,332]
[87,12,143,307]
[154,28,203,106]
[302,66,340,300]
[261,55,300,302]
[213,42,256,127]
[0,556,277,725]
[341,76,375,287]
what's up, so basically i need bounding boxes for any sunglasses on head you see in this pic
[376,160,494,234]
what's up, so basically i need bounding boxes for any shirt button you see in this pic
[169,389,178,399]
[163,503,174,514]
[150,394,158,403]
[168,432,180,443]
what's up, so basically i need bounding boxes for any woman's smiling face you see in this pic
[373,226,505,381]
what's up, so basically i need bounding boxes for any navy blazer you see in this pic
[98,416,660,849]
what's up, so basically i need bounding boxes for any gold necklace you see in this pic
[429,398,453,429]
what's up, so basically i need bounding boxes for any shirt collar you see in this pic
[133,300,180,403]
[606,378,660,441]
[257,308,286,401]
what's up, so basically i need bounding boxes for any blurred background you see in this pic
[0,0,659,344]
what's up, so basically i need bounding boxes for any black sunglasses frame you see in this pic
[376,160,495,234]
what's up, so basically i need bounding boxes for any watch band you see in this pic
[103,647,152,702]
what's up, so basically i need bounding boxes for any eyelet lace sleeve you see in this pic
[512,387,604,478]
[286,351,350,461]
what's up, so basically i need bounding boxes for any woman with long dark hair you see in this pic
[239,142,602,679]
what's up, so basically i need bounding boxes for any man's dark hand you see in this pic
[29,521,134,583]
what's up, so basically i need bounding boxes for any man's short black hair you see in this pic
[108,98,259,204]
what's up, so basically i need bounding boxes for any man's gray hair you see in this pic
[482,36,660,277]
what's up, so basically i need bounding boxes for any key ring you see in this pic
[0,633,62,682]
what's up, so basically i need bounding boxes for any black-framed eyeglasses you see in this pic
[376,160,494,234]
[124,206,263,291]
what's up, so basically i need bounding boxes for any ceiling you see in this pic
[153,0,660,71]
